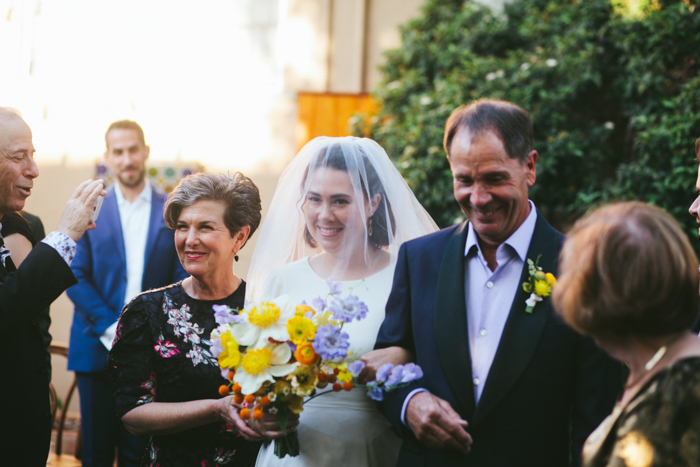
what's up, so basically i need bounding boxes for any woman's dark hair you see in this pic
[164,172,262,247]
[301,144,396,250]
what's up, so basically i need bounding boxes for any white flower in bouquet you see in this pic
[231,295,296,348]
[233,341,298,394]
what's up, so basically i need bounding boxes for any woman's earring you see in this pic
[234,254,239,262]
[368,218,373,237]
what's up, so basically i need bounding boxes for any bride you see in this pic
[247,136,437,467]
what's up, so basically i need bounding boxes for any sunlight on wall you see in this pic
[0,0,281,171]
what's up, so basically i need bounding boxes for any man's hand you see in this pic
[56,179,105,242]
[406,392,472,454]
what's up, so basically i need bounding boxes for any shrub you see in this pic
[354,0,700,250]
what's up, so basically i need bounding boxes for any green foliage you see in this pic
[353,0,700,249]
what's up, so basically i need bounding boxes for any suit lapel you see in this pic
[143,189,165,276]
[433,222,476,420]
[471,214,560,426]
[103,190,126,265]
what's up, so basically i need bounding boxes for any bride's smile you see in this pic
[303,167,375,257]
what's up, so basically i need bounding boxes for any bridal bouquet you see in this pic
[209,280,422,458]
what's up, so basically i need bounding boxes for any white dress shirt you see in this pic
[464,201,537,403]
[401,201,538,421]
[100,180,152,350]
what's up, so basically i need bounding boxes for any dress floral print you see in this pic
[108,281,260,467]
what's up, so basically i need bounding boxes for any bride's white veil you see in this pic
[246,136,438,303]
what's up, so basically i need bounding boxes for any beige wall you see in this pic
[284,0,511,94]
[283,0,426,93]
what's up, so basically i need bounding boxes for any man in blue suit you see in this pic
[67,120,187,467]
[375,99,621,466]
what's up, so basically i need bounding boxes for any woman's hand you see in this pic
[215,396,262,442]
[253,410,300,440]
[358,346,414,384]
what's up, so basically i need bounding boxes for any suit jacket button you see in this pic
[46,412,52,420]
[38,363,47,373]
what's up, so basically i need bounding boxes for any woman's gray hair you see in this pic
[164,172,262,246]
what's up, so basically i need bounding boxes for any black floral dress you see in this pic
[108,281,260,467]
[583,357,700,467]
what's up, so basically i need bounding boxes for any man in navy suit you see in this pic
[67,120,187,467]
[375,99,621,466]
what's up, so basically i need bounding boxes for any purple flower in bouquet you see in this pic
[329,295,368,323]
[348,360,366,377]
[384,364,404,389]
[312,324,350,360]
[400,362,423,383]
[367,384,384,401]
[210,338,224,358]
[375,363,393,383]
[213,304,242,325]
[312,297,327,313]
[326,278,342,295]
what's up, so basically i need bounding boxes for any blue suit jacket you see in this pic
[375,213,621,467]
[66,186,187,373]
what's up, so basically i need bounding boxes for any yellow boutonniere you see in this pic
[522,256,556,313]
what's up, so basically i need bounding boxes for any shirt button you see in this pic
[486,281,494,288]
[473,378,480,386]
[480,329,487,336]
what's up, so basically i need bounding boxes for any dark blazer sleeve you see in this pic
[66,233,117,336]
[571,333,622,465]
[0,243,76,339]
[375,242,423,434]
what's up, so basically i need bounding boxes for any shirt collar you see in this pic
[464,200,538,262]
[114,178,152,207]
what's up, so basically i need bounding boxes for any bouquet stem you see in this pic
[273,407,300,458]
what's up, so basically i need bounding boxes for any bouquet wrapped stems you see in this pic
[274,407,299,458]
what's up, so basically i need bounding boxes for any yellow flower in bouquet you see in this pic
[295,304,315,316]
[287,316,315,345]
[217,331,241,368]
[290,364,318,397]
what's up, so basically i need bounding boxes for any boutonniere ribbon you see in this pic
[522,255,556,313]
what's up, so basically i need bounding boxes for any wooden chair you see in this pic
[47,343,81,467]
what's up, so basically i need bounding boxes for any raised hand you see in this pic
[56,179,105,241]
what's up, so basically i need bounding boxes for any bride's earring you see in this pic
[368,218,373,237]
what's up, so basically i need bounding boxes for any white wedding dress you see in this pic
[254,257,402,467]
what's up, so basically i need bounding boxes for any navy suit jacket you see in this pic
[0,243,77,465]
[375,213,621,467]
[66,186,187,373]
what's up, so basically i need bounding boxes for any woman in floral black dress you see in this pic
[108,173,298,467]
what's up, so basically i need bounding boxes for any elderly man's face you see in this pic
[0,115,38,216]
[449,128,537,248]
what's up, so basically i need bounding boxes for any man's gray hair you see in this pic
[164,172,262,246]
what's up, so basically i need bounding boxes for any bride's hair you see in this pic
[300,144,396,250]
